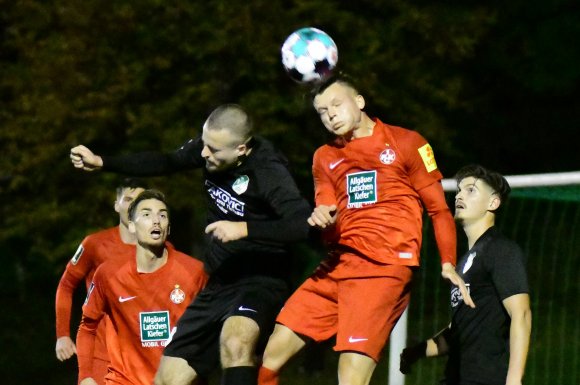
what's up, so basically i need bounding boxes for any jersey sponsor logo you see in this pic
[379,148,396,165]
[238,305,258,313]
[232,175,250,195]
[462,252,477,273]
[450,283,470,308]
[118,295,137,303]
[418,143,438,172]
[84,282,95,305]
[140,310,171,343]
[346,170,377,208]
[206,180,245,217]
[348,336,368,343]
[71,245,84,265]
[329,158,345,170]
[170,285,185,304]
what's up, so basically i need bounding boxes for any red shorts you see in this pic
[277,258,412,362]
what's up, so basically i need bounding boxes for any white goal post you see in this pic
[388,170,580,385]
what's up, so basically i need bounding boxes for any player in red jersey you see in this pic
[258,76,474,385]
[55,178,147,385]
[76,189,207,385]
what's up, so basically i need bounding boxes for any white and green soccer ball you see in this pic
[281,27,338,84]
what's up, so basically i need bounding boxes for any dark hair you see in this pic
[116,178,148,197]
[310,72,359,100]
[128,189,169,221]
[455,164,511,210]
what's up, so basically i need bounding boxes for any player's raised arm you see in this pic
[70,145,103,171]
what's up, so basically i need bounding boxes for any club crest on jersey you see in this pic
[379,148,396,165]
[232,175,249,195]
[418,143,438,172]
[71,245,84,265]
[346,170,377,208]
[170,285,185,304]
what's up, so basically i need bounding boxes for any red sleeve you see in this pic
[55,268,83,338]
[76,267,106,381]
[398,129,443,190]
[312,149,337,206]
[55,238,96,338]
[417,182,456,266]
[76,315,100,381]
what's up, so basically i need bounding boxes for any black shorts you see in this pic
[163,275,289,376]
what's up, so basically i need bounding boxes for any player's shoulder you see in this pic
[250,137,290,168]
[170,249,205,270]
[377,120,426,143]
[96,257,130,274]
[483,228,525,261]
[83,226,120,245]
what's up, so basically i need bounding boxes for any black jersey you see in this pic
[102,135,311,281]
[445,227,529,385]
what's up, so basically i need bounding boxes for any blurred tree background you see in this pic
[0,0,578,383]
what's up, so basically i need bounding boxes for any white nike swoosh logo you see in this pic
[118,296,137,303]
[238,306,258,313]
[329,159,345,170]
[348,337,368,343]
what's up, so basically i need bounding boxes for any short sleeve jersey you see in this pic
[82,249,207,385]
[56,226,135,359]
[312,119,443,267]
[446,227,529,385]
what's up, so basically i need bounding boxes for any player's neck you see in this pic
[135,246,168,273]
[463,216,495,249]
[118,223,137,245]
[350,115,375,139]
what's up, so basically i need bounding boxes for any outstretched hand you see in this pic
[70,145,103,172]
[442,262,475,308]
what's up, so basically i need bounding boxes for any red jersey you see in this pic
[55,226,135,360]
[312,119,455,269]
[77,247,207,385]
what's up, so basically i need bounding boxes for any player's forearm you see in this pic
[431,209,457,266]
[76,320,98,380]
[55,275,80,337]
[506,309,532,384]
[246,203,311,242]
[101,152,181,176]
[429,326,451,357]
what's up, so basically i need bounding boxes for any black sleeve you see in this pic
[488,240,529,300]
[245,163,312,243]
[101,137,204,176]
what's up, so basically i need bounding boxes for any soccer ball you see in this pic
[281,27,338,84]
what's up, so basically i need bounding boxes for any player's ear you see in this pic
[236,143,248,156]
[114,199,121,213]
[128,221,136,234]
[489,195,501,211]
[355,94,365,110]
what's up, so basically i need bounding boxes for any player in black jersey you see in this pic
[400,165,532,385]
[70,104,312,385]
